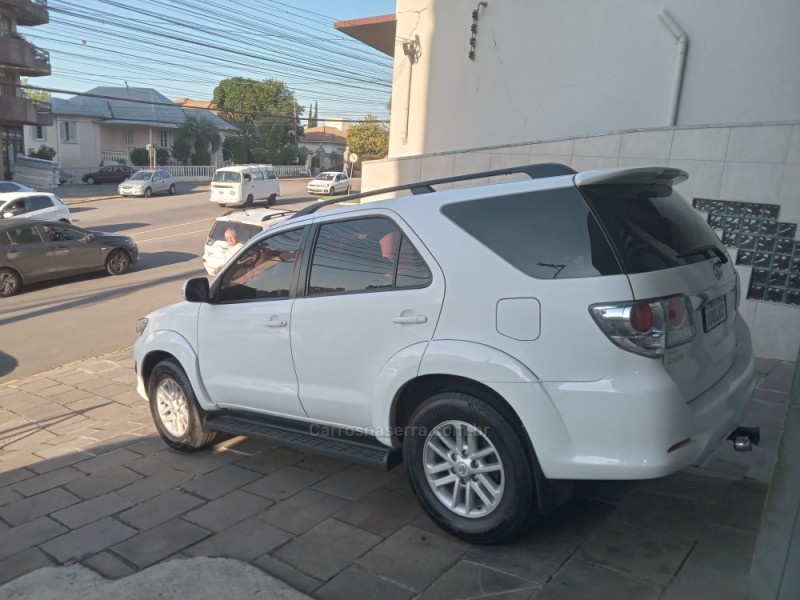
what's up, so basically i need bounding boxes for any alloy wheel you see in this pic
[156,376,190,437]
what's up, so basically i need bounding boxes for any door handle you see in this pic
[393,315,427,324]
[265,320,287,328]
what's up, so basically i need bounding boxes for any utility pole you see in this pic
[293,104,298,146]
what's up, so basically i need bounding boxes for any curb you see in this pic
[63,196,119,205]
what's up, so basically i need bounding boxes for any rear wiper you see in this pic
[676,244,728,263]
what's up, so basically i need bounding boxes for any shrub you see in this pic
[129,147,149,166]
[192,147,211,166]
[155,147,170,165]
[250,147,270,163]
[27,145,56,160]
[223,136,249,164]
[171,136,191,164]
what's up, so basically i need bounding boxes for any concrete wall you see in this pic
[389,0,800,158]
[362,122,800,361]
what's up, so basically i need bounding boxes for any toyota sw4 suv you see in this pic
[134,164,757,544]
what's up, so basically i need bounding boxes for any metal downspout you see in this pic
[658,9,688,126]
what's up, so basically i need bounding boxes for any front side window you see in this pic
[59,121,78,143]
[2,200,27,216]
[218,228,304,302]
[27,195,54,211]
[41,224,85,242]
[307,217,432,295]
[129,171,153,181]
[212,171,241,183]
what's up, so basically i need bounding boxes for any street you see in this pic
[0,179,323,384]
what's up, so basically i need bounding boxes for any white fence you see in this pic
[59,164,309,184]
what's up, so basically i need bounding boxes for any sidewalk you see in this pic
[55,183,211,205]
[0,351,794,599]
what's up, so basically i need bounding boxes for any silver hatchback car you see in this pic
[118,170,177,197]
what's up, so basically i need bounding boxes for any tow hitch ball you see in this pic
[727,426,760,452]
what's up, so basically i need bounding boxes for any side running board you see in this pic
[204,411,403,471]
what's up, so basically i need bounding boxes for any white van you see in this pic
[210,164,280,208]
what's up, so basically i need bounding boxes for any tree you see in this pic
[21,78,51,103]
[313,101,319,127]
[346,114,389,169]
[307,103,313,127]
[177,116,221,165]
[223,136,248,164]
[212,77,304,159]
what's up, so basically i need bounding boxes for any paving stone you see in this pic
[0,517,68,561]
[124,436,171,456]
[356,525,467,591]
[52,492,136,528]
[12,378,60,393]
[0,467,35,488]
[535,559,662,600]
[576,521,695,585]
[36,384,80,399]
[150,447,241,476]
[292,454,350,475]
[12,466,84,497]
[333,487,423,536]
[572,480,639,505]
[317,566,416,600]
[0,547,54,585]
[420,560,540,599]
[662,562,748,600]
[82,551,137,580]
[41,516,138,562]
[0,487,23,508]
[0,449,41,471]
[116,467,194,503]
[712,479,768,532]
[253,554,323,595]
[183,516,292,561]
[0,391,53,411]
[311,465,400,501]
[118,490,205,530]
[235,446,307,475]
[383,471,416,496]
[183,490,273,532]
[610,488,715,538]
[261,489,351,535]
[685,523,758,573]
[65,465,142,499]
[758,361,795,393]
[28,449,98,474]
[111,518,211,569]
[180,464,262,500]
[244,466,327,502]
[636,471,732,504]
[73,448,142,475]
[0,487,82,526]
[275,517,382,580]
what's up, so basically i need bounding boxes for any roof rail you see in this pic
[292,163,576,219]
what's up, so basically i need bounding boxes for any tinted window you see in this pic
[441,188,621,279]
[581,184,726,273]
[308,217,402,295]
[4,225,42,245]
[27,196,54,211]
[0,182,18,193]
[218,228,303,302]
[41,224,85,242]
[395,236,432,288]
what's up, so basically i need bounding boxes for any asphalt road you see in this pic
[0,179,333,383]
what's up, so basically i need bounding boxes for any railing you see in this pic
[63,162,310,184]
[273,164,309,177]
[100,151,129,164]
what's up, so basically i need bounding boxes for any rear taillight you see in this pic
[590,295,696,358]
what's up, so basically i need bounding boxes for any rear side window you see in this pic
[4,225,42,245]
[582,184,725,273]
[441,188,621,279]
[28,196,54,211]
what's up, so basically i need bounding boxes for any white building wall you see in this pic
[389,0,800,158]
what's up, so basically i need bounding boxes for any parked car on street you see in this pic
[307,171,350,196]
[202,207,295,275]
[0,181,35,193]
[134,164,757,544]
[0,192,72,224]
[0,219,138,297]
[82,165,134,185]
[118,170,176,197]
[210,164,280,208]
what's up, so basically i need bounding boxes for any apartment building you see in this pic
[0,0,51,180]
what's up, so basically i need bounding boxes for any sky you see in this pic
[19,0,397,124]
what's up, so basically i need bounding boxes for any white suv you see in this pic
[134,164,757,544]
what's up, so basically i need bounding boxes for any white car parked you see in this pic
[0,192,72,223]
[307,171,350,196]
[0,181,35,193]
[134,164,757,544]
[118,170,176,197]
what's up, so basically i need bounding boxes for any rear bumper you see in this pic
[527,315,756,479]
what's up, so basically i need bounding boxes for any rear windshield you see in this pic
[581,184,725,273]
[213,171,242,183]
[441,188,621,279]
[207,221,261,243]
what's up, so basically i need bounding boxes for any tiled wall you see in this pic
[693,198,800,307]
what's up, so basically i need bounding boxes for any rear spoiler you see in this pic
[574,166,688,187]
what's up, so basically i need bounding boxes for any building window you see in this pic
[59,121,78,143]
[0,17,11,37]
[160,130,169,148]
[123,127,134,146]
[32,125,46,141]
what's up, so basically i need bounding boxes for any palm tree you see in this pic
[179,116,221,163]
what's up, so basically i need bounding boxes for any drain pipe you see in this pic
[658,9,688,126]
[400,35,420,145]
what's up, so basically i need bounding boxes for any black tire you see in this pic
[0,268,21,298]
[86,176,95,185]
[404,391,538,544]
[218,203,226,208]
[168,183,176,195]
[148,359,217,451]
[245,194,254,207]
[144,187,152,198]
[268,193,277,206]
[105,249,131,275]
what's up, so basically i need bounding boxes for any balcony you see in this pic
[0,0,49,26]
[0,34,51,76]
[0,94,39,125]
[34,100,53,126]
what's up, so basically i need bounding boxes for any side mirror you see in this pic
[1,212,11,219]
[85,233,95,242]
[182,277,210,303]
